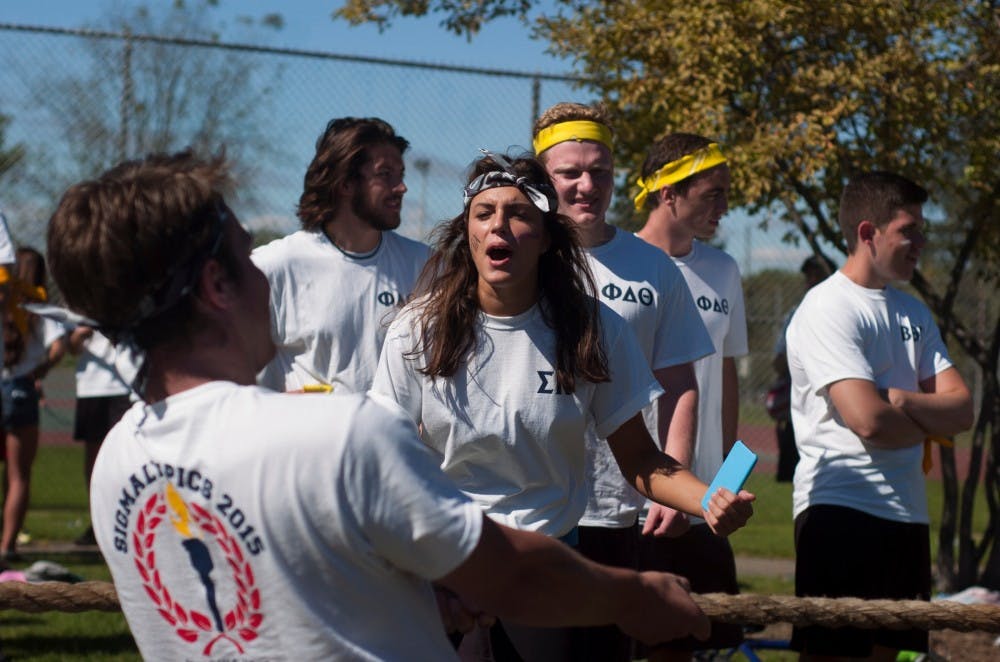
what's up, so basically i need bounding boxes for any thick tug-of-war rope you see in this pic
[2,583,999,633]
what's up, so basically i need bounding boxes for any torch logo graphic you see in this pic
[133,484,264,656]
[166,483,225,633]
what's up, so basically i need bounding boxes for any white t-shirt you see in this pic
[579,229,714,528]
[787,271,953,524]
[91,382,481,661]
[252,229,430,393]
[75,330,138,398]
[372,299,662,538]
[0,209,14,265]
[671,241,749,484]
[3,316,65,380]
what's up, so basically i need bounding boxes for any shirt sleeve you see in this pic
[370,312,424,427]
[591,307,664,439]
[722,264,749,358]
[342,397,482,580]
[788,294,873,392]
[40,316,67,348]
[650,263,714,370]
[915,309,953,382]
[0,210,14,265]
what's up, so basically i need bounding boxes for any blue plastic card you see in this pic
[701,440,757,511]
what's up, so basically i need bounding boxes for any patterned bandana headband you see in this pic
[633,143,728,211]
[532,120,613,155]
[463,150,556,213]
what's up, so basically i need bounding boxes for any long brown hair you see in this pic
[410,153,609,394]
[296,117,409,231]
[3,247,48,368]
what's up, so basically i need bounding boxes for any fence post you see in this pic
[531,76,540,136]
[118,29,133,164]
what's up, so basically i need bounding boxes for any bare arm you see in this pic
[68,325,94,355]
[33,335,67,382]
[721,357,739,456]
[608,414,753,536]
[644,363,698,537]
[438,516,710,644]
[889,367,974,436]
[654,362,698,464]
[827,378,926,449]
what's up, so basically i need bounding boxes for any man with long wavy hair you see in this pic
[253,117,430,393]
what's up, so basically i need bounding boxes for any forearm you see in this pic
[440,519,639,628]
[721,358,739,455]
[654,364,698,466]
[625,446,706,517]
[829,378,926,450]
[889,386,974,438]
[857,404,927,449]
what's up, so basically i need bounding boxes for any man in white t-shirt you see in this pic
[634,133,749,660]
[68,326,138,546]
[786,171,973,659]
[253,117,430,393]
[532,103,714,661]
[46,150,717,660]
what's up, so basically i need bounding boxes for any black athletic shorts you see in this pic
[791,504,931,656]
[73,394,131,444]
[571,524,640,662]
[633,523,743,656]
[1,376,40,428]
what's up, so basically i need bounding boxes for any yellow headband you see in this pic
[532,120,613,155]
[633,143,728,210]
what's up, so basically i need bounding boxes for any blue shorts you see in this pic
[1,376,40,428]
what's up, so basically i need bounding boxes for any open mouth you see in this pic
[486,245,513,264]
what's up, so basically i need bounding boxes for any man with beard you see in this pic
[253,117,430,393]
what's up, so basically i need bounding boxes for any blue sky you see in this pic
[2,0,569,74]
[2,1,812,273]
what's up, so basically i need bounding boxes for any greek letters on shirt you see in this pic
[109,462,264,557]
[695,295,730,315]
[900,324,922,342]
[377,290,404,307]
[600,282,655,307]
[537,370,568,395]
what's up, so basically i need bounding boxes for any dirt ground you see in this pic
[748,623,1000,660]
[930,629,1000,660]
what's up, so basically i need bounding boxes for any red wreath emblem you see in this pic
[132,491,264,656]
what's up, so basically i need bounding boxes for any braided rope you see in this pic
[694,593,1000,633]
[2,583,999,633]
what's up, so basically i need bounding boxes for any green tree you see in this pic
[0,113,26,181]
[337,0,1000,590]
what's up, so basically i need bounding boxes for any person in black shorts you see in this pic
[68,325,135,546]
[785,172,974,659]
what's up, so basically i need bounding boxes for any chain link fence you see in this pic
[0,22,824,460]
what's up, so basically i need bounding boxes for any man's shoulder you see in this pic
[886,284,932,314]
[598,230,684,283]
[694,241,740,272]
[382,232,431,260]
[251,230,322,268]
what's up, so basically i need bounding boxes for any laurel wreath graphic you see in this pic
[133,491,264,656]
